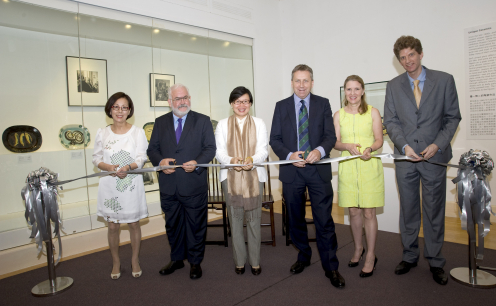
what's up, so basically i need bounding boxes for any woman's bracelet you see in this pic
[365,147,372,152]
[128,164,132,171]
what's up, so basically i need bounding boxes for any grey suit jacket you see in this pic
[383,66,461,164]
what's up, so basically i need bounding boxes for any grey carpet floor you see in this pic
[1,212,495,306]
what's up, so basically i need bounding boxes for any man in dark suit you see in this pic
[384,36,461,285]
[147,83,216,279]
[270,64,344,288]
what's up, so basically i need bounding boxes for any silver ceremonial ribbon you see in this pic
[53,153,466,186]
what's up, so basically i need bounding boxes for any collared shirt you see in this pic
[170,112,198,170]
[159,112,188,166]
[402,66,440,154]
[173,112,188,131]
[407,66,426,92]
[286,93,325,160]
[401,67,425,155]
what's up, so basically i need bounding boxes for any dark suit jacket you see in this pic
[383,67,461,165]
[270,93,337,183]
[147,111,216,196]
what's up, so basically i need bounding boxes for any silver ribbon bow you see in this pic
[452,149,494,261]
[22,167,63,265]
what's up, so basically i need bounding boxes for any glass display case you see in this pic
[0,0,254,250]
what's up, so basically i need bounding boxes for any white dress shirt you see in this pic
[215,116,268,182]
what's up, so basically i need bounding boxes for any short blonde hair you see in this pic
[291,64,313,80]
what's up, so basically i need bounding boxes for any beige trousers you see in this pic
[222,180,263,267]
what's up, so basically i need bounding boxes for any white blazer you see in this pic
[215,116,268,182]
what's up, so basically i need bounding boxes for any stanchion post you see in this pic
[31,188,74,297]
[450,202,496,288]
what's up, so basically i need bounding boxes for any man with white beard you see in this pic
[147,83,216,279]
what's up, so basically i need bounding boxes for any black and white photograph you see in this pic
[66,56,108,106]
[150,73,175,107]
[77,70,99,93]
[155,79,169,101]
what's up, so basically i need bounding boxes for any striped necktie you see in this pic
[298,101,311,157]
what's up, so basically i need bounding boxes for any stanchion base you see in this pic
[450,267,496,288]
[31,277,74,297]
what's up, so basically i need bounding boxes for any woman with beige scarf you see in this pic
[215,86,268,275]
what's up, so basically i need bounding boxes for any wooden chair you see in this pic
[205,158,228,247]
[226,157,276,247]
[261,157,276,246]
[281,189,315,246]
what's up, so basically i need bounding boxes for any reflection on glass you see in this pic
[0,0,254,250]
[0,1,87,248]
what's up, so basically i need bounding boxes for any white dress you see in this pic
[92,125,149,223]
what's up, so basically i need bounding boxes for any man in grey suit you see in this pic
[384,36,461,285]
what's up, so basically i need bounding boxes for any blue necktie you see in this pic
[298,101,310,156]
[175,118,182,144]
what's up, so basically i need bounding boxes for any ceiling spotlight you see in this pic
[153,29,160,33]
[191,37,197,41]
[223,42,230,47]
[125,24,132,29]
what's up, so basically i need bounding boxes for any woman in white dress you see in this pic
[92,92,148,279]
[215,86,268,275]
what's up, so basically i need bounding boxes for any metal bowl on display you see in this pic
[2,125,42,153]
[59,125,90,150]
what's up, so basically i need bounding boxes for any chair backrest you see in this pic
[207,158,224,203]
[262,156,273,205]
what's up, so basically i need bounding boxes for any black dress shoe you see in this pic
[190,264,202,279]
[325,270,345,288]
[430,267,448,285]
[159,260,185,275]
[251,266,262,276]
[394,261,417,275]
[235,266,245,275]
[359,257,378,278]
[348,248,366,268]
[290,261,310,274]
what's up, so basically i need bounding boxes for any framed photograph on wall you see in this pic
[340,81,390,140]
[66,56,108,106]
[150,73,175,107]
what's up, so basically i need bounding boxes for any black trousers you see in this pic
[160,191,208,265]
[283,165,339,272]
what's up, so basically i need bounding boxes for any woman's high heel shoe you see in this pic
[111,265,121,280]
[132,261,142,278]
[348,248,365,267]
[359,257,378,278]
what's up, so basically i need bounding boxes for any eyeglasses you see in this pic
[172,96,190,103]
[233,100,251,106]
[111,105,130,111]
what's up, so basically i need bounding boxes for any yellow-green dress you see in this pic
[338,105,384,208]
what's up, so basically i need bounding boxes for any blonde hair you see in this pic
[342,75,368,115]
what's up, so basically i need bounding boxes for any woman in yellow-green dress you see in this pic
[333,75,384,278]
